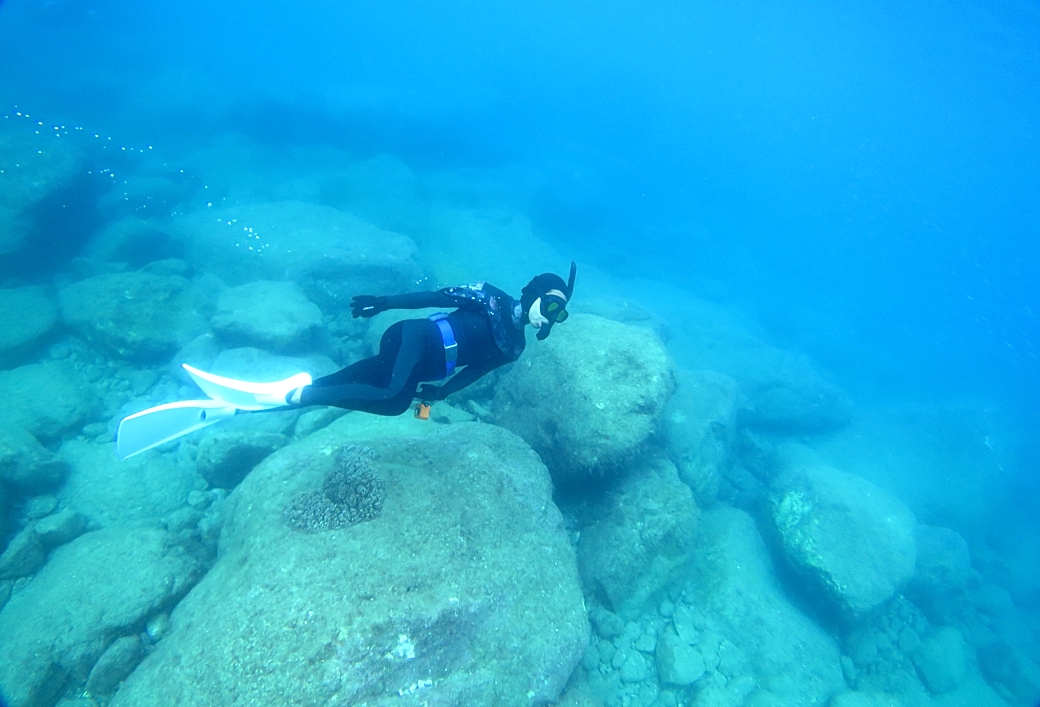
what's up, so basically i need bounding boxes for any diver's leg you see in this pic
[299,321,428,414]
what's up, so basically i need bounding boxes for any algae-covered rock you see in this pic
[577,457,697,618]
[493,314,676,486]
[109,418,588,707]
[168,201,422,313]
[210,280,323,354]
[687,507,845,706]
[662,369,739,507]
[0,426,69,493]
[0,287,58,365]
[58,439,199,527]
[59,271,211,362]
[768,465,917,617]
[0,527,205,707]
[0,361,102,443]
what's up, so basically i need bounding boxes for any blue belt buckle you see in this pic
[429,313,457,378]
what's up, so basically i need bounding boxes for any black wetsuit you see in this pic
[300,283,526,416]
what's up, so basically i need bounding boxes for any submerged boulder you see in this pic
[210,280,324,354]
[58,439,199,528]
[768,464,917,617]
[0,526,205,707]
[59,270,212,362]
[686,507,846,705]
[0,426,69,493]
[578,457,698,618]
[493,314,676,487]
[662,369,739,507]
[0,361,102,443]
[109,418,588,707]
[168,201,422,313]
[0,287,58,366]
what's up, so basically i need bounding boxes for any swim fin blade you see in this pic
[181,364,312,410]
[115,399,237,460]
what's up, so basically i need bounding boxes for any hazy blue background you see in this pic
[1,0,1037,409]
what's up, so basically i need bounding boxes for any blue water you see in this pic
[1,0,1038,704]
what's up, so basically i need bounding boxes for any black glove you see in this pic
[350,295,388,318]
[417,384,443,402]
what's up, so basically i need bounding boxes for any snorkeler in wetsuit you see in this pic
[114,263,576,458]
[296,262,576,415]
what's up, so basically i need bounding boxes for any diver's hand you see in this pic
[417,384,444,402]
[350,295,388,318]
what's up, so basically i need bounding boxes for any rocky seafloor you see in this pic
[0,115,1038,707]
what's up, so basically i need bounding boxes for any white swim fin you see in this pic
[115,399,237,460]
[181,364,312,410]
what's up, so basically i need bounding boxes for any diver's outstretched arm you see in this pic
[351,291,458,318]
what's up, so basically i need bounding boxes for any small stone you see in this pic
[624,621,643,640]
[589,607,625,639]
[658,600,675,618]
[582,644,599,671]
[186,490,211,510]
[85,635,144,694]
[656,630,706,686]
[34,509,88,548]
[21,495,58,520]
[620,651,648,683]
[898,627,921,653]
[672,604,700,645]
[0,528,47,579]
[146,613,171,642]
[634,631,658,654]
[597,639,616,666]
[612,646,632,670]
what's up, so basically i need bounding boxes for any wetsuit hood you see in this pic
[522,261,576,340]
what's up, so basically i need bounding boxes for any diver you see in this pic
[115,263,577,459]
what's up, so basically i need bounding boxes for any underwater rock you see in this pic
[768,464,917,618]
[168,201,422,313]
[0,526,47,580]
[0,286,58,366]
[687,507,845,706]
[59,270,211,362]
[58,439,199,527]
[0,204,26,257]
[282,445,385,532]
[910,627,968,694]
[84,635,145,696]
[738,356,852,435]
[0,361,101,443]
[0,526,204,707]
[578,457,698,618]
[655,629,706,686]
[662,369,739,507]
[493,313,676,486]
[0,426,69,493]
[909,524,972,602]
[210,280,324,354]
[34,509,89,548]
[110,418,588,707]
[195,429,287,489]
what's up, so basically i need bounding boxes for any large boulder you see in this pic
[0,287,58,366]
[0,361,102,443]
[662,369,739,507]
[0,426,69,493]
[109,418,589,707]
[685,507,846,705]
[0,526,205,707]
[577,457,698,618]
[59,270,212,362]
[58,439,200,527]
[767,464,917,617]
[493,314,676,487]
[166,201,422,313]
[210,280,324,354]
